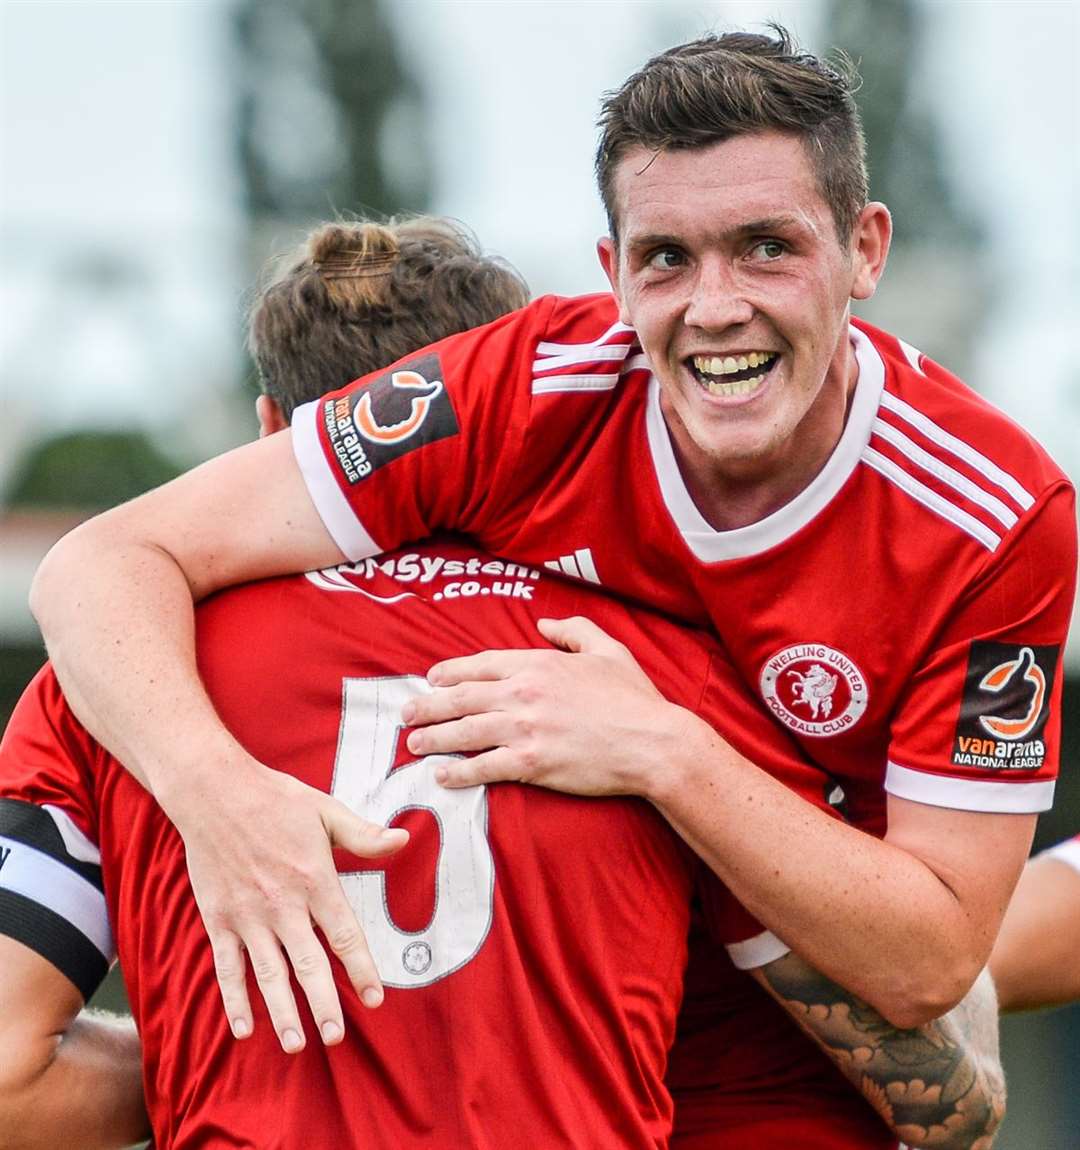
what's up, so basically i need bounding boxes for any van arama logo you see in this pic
[951,642,1059,770]
[322,353,458,484]
[759,643,869,738]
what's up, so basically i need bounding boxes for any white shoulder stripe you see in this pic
[1043,839,1080,875]
[897,339,923,373]
[872,419,1019,529]
[291,400,381,562]
[862,447,1001,550]
[726,930,791,970]
[623,353,650,373]
[532,373,619,394]
[532,344,632,373]
[880,391,1035,510]
[885,762,1055,813]
[533,320,635,356]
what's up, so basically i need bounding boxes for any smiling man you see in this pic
[30,29,1075,1125]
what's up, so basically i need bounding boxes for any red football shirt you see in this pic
[0,540,846,1149]
[293,295,1075,838]
[291,294,1074,1148]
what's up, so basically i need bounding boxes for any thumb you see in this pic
[323,799,410,859]
[537,615,630,659]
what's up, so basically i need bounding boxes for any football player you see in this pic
[28,26,1072,1086]
[3,217,1003,1149]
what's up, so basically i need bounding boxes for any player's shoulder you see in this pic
[857,317,1073,513]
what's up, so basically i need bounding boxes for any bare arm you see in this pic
[408,617,1034,1027]
[753,953,1004,1150]
[30,432,410,1049]
[990,852,1080,1012]
[0,938,148,1150]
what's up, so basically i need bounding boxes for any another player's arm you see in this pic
[753,953,1004,1150]
[0,936,148,1150]
[409,618,1036,1028]
[990,845,1080,1012]
[28,435,412,1050]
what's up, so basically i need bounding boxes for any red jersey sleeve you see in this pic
[0,664,114,998]
[885,481,1077,813]
[290,295,567,559]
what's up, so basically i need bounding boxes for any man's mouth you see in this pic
[689,352,779,397]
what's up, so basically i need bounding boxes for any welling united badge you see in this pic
[760,644,869,738]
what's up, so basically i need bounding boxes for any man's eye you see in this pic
[749,240,786,262]
[647,248,685,270]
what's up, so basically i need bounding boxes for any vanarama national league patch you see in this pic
[322,353,458,484]
[951,641,1059,770]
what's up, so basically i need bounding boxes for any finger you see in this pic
[277,920,347,1045]
[323,798,410,859]
[209,928,254,1040]
[403,680,505,727]
[245,928,306,1052]
[538,615,630,659]
[425,648,529,687]
[310,882,387,1011]
[407,713,509,757]
[435,746,521,788]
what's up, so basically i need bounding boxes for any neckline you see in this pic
[643,324,885,562]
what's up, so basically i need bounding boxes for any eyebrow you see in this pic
[626,214,818,252]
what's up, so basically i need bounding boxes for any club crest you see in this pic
[759,644,869,738]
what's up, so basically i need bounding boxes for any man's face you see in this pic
[599,131,886,514]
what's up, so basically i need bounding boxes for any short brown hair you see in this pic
[249,217,530,418]
[596,26,868,245]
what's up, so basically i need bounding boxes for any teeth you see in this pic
[703,373,766,397]
[692,352,775,376]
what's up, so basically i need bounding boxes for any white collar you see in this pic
[644,323,885,561]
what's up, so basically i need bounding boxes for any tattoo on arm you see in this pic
[757,955,1005,1150]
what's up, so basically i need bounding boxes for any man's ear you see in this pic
[849,202,892,301]
[256,394,289,438]
[596,238,632,326]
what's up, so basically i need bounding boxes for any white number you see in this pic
[330,676,494,987]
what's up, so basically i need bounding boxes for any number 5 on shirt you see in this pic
[331,676,494,987]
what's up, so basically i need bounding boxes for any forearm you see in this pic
[755,955,1004,1150]
[32,523,245,801]
[0,1011,149,1150]
[647,717,1001,1026]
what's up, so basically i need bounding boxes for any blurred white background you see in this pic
[1,3,1079,1144]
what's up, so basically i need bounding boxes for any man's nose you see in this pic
[684,260,755,330]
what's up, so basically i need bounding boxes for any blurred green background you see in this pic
[2,0,1078,1146]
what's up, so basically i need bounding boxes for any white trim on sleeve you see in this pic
[885,761,1055,813]
[726,929,792,970]
[1043,839,1080,876]
[290,400,381,562]
[0,834,114,961]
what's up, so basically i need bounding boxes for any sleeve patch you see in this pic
[320,353,458,485]
[951,642,1060,771]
